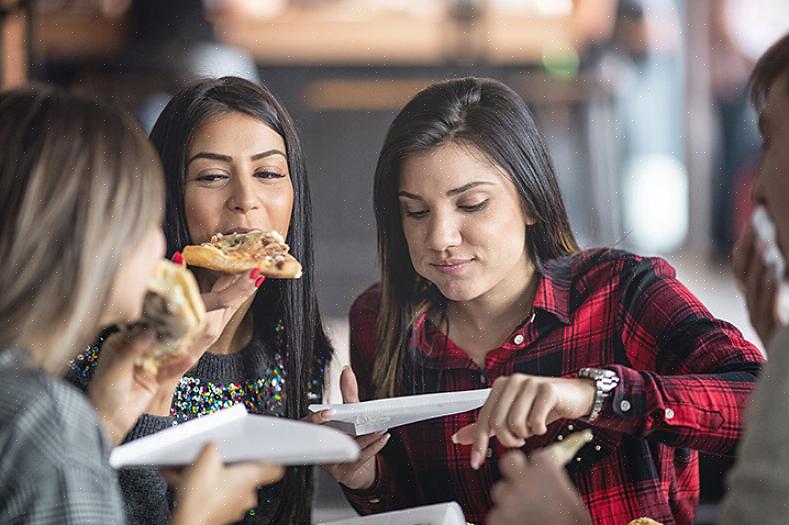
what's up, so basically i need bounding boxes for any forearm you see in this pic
[591,364,761,453]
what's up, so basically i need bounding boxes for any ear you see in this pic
[523,208,537,226]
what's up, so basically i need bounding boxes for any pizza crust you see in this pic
[129,260,207,373]
[544,428,594,467]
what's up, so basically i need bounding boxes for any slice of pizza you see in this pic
[543,428,594,467]
[182,230,302,278]
[129,260,207,373]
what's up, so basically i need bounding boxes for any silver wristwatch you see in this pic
[578,368,620,422]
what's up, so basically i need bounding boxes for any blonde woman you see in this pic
[0,85,283,524]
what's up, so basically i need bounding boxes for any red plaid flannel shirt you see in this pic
[342,249,763,525]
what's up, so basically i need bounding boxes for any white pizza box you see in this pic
[308,389,491,436]
[318,502,467,525]
[109,404,359,468]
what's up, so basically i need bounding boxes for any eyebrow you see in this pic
[397,181,495,200]
[186,149,286,166]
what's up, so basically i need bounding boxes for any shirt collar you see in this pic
[532,257,573,325]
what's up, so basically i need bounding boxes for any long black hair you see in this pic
[149,76,332,524]
[372,76,579,397]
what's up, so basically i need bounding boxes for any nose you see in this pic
[425,211,462,253]
[228,176,260,214]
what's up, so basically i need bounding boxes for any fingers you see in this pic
[171,251,186,266]
[202,270,262,312]
[465,376,518,469]
[499,449,529,480]
[226,462,285,487]
[340,367,360,404]
[732,224,756,287]
[356,432,391,464]
[489,379,528,447]
[451,422,478,445]
[155,352,199,384]
[159,466,184,486]
[526,383,558,436]
[105,329,157,360]
[302,409,335,425]
[191,442,222,473]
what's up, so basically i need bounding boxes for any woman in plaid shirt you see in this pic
[320,77,764,525]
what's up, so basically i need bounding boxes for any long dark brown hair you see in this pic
[149,76,332,525]
[372,77,579,398]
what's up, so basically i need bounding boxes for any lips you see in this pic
[223,227,260,235]
[430,258,474,274]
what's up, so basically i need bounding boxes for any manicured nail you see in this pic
[255,276,264,287]
[381,433,391,443]
[470,450,482,470]
[451,433,458,444]
[171,251,184,265]
[250,268,261,280]
[321,409,335,419]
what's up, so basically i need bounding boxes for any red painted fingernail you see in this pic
[171,251,184,265]
[250,268,261,280]
[255,276,264,287]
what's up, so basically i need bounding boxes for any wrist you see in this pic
[575,378,597,419]
[147,381,178,417]
[577,368,620,422]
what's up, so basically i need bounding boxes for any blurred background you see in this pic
[2,0,787,523]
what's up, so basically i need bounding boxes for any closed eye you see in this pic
[255,170,287,179]
[404,209,429,219]
[459,200,489,212]
[195,173,229,183]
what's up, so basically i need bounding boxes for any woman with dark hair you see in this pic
[325,77,763,525]
[71,76,333,525]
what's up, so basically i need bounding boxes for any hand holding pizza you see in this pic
[487,446,591,525]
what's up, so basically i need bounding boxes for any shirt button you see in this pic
[479,374,487,385]
[369,497,380,504]
[665,408,675,420]
[620,400,632,412]
[486,447,493,458]
[513,334,525,345]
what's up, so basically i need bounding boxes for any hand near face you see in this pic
[314,367,391,490]
[487,449,591,525]
[732,224,780,347]
[88,330,202,446]
[144,260,263,417]
[452,374,595,469]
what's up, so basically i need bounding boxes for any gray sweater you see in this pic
[721,326,789,524]
[69,333,299,525]
[0,348,125,524]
